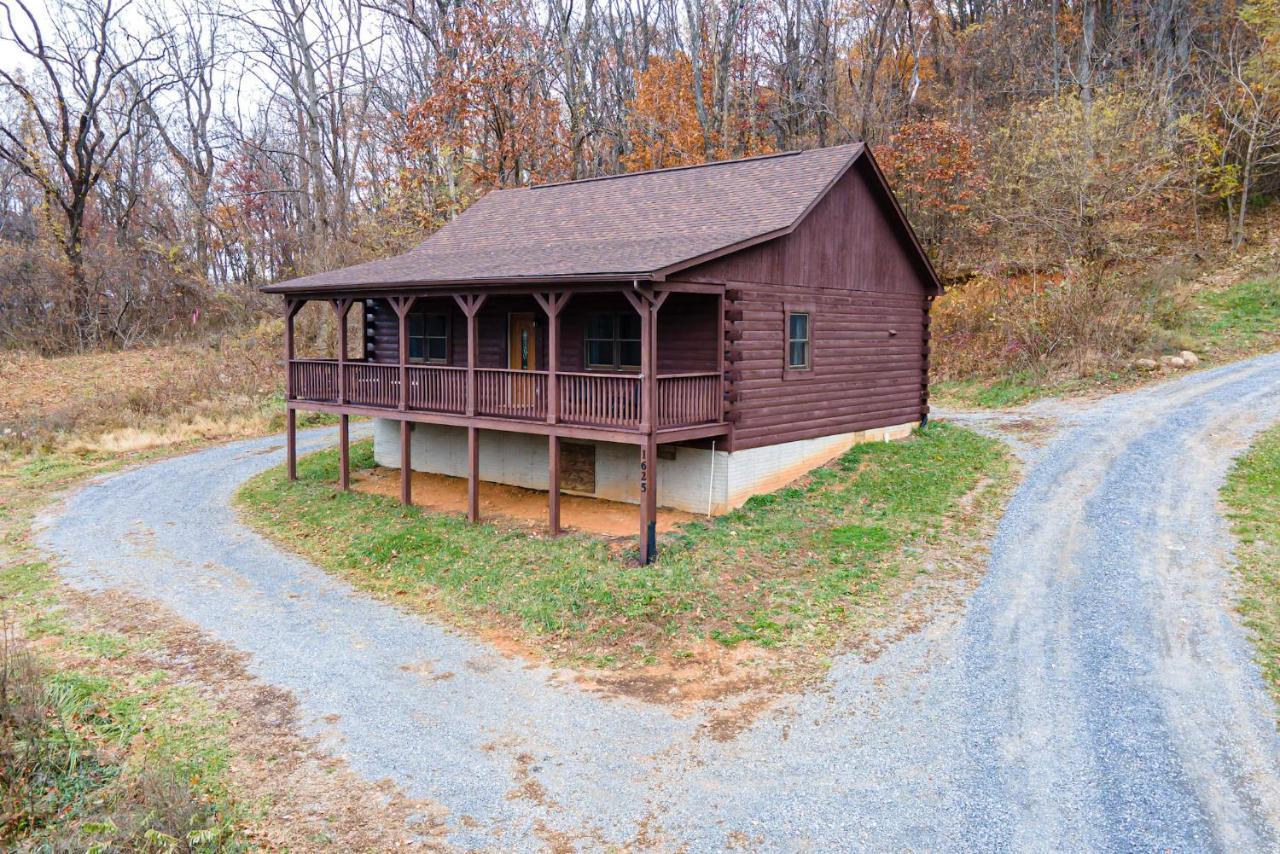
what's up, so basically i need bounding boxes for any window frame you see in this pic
[406,310,451,364]
[584,311,642,372]
[782,303,815,378]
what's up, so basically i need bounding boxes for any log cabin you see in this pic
[262,142,943,562]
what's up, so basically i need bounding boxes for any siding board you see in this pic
[682,157,932,451]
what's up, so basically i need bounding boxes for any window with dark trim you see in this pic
[408,312,449,363]
[585,312,642,370]
[787,311,811,369]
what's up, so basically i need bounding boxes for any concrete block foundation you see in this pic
[372,419,918,515]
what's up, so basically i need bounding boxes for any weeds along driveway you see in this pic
[37,353,1280,851]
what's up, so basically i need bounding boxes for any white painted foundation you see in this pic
[372,419,918,515]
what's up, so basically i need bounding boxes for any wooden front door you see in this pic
[508,313,539,408]
[508,313,538,371]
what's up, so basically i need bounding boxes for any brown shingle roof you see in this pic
[262,143,866,293]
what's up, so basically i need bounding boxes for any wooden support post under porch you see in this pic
[623,286,668,564]
[454,294,487,523]
[534,290,571,536]
[284,298,304,481]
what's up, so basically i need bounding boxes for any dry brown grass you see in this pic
[931,206,1280,400]
[0,320,290,455]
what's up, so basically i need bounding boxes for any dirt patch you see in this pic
[571,638,784,707]
[353,465,697,537]
[55,587,451,850]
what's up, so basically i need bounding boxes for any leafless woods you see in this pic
[0,0,1276,355]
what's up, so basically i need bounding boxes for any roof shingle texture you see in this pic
[265,143,864,292]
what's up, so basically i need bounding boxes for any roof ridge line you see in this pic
[528,148,811,190]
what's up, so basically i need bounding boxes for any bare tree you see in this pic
[0,0,172,346]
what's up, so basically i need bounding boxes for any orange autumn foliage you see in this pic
[400,0,568,199]
[623,54,715,171]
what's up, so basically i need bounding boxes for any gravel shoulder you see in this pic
[36,353,1280,849]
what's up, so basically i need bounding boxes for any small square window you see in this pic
[787,312,810,370]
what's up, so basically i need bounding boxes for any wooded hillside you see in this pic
[0,0,1276,378]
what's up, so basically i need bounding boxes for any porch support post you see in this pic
[339,414,350,490]
[285,298,303,399]
[624,286,668,564]
[331,298,353,405]
[390,296,416,411]
[286,407,297,481]
[284,298,303,483]
[548,434,561,535]
[400,419,412,506]
[639,433,657,562]
[467,425,480,522]
[454,294,488,418]
[533,291,571,424]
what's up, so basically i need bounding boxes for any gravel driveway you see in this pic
[38,351,1280,850]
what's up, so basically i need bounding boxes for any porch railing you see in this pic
[657,372,723,428]
[407,364,466,413]
[290,359,338,402]
[558,372,641,428]
[344,363,400,408]
[477,368,547,420]
[288,359,722,431]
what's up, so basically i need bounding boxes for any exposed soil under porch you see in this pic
[352,465,697,537]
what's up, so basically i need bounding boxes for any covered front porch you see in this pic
[281,281,729,562]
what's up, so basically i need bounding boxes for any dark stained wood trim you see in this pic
[262,276,660,296]
[654,422,731,443]
[332,298,353,404]
[286,407,297,481]
[390,296,416,412]
[548,434,561,535]
[639,432,658,564]
[533,290,571,424]
[467,425,479,522]
[655,280,725,295]
[400,419,412,505]
[287,400,652,444]
[339,414,350,490]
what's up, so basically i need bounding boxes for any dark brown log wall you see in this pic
[681,157,932,451]
[368,292,718,374]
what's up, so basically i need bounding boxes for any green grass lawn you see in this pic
[236,423,1014,671]
[1223,422,1280,711]
[1188,275,1280,355]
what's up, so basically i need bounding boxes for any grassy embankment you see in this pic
[1222,423,1280,712]
[0,331,341,849]
[237,423,1014,684]
[1,451,247,849]
[933,272,1280,409]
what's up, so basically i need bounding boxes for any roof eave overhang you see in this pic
[259,271,662,296]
